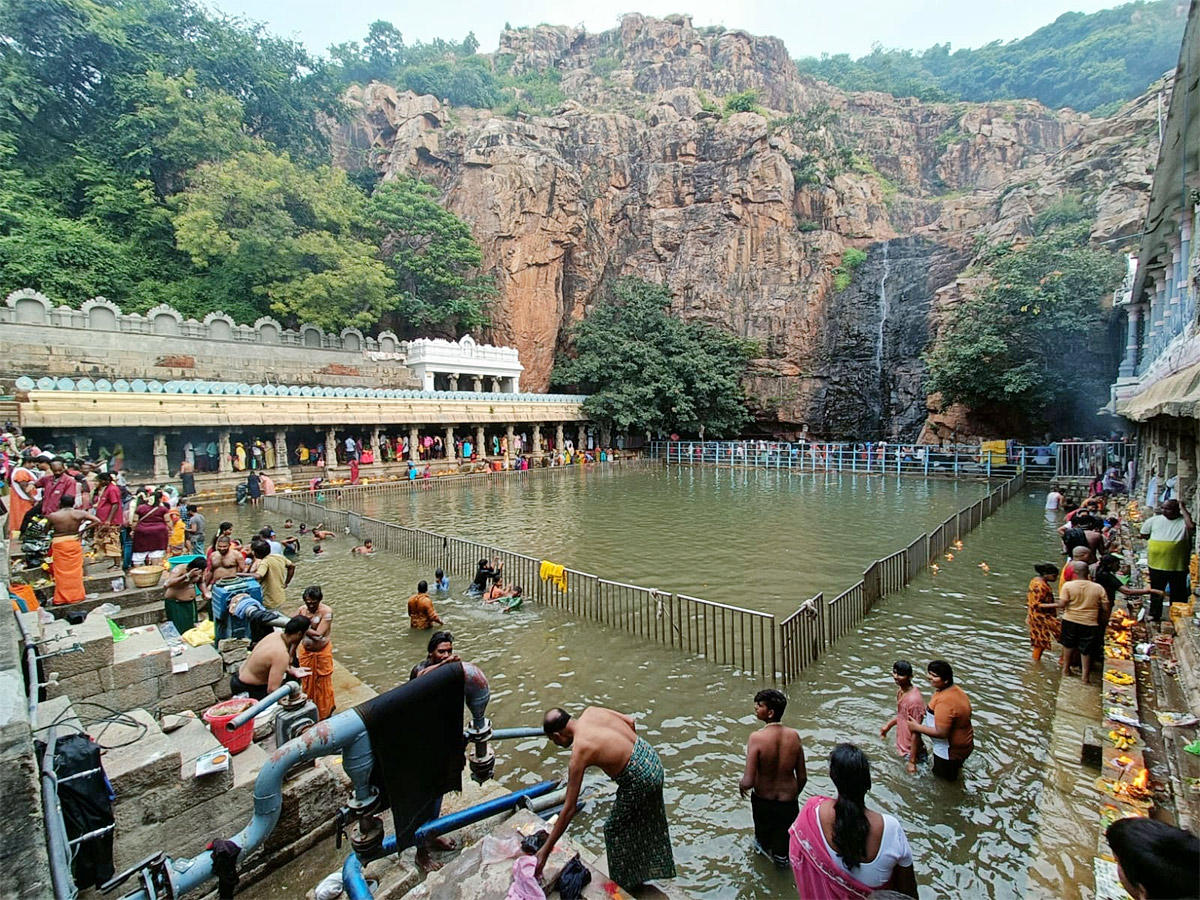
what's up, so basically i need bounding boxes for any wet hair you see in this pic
[428,630,454,653]
[927,659,954,685]
[477,558,489,569]
[511,585,523,597]
[1034,563,1060,578]
[543,708,571,735]
[302,585,322,602]
[284,615,312,636]
[418,580,428,593]
[313,545,323,554]
[58,492,75,509]
[186,557,206,572]
[892,660,913,678]
[1098,554,1122,573]
[250,538,270,559]
[435,568,444,579]
[754,688,788,721]
[259,526,274,538]
[1106,818,1200,899]
[829,743,872,869]
[218,521,233,534]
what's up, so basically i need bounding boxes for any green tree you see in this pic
[923,224,1123,422]
[552,278,755,437]
[170,148,399,330]
[367,176,492,334]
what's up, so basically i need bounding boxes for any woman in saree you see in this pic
[1027,563,1062,662]
[788,743,918,899]
[131,493,170,567]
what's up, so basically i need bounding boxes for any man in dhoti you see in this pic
[535,707,676,889]
[296,585,335,719]
[46,495,99,606]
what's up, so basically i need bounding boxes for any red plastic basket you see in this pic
[203,698,256,754]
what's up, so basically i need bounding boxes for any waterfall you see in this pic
[874,241,891,381]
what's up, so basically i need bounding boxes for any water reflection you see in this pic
[212,478,1074,899]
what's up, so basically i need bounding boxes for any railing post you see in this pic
[954,447,960,475]
[923,450,930,476]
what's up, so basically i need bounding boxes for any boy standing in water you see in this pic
[739,689,807,866]
[880,660,927,774]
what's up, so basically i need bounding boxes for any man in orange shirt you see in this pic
[407,580,442,629]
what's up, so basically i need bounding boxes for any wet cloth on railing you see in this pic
[355,661,465,848]
[539,560,567,592]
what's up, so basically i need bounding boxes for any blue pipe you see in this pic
[226,682,299,730]
[340,781,560,899]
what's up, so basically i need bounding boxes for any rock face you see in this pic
[339,15,1163,438]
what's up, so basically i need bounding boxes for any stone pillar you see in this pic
[274,430,289,470]
[1119,303,1143,377]
[218,431,232,474]
[449,374,459,392]
[408,426,420,463]
[578,425,587,451]
[490,377,501,393]
[555,423,565,452]
[476,425,486,458]
[532,424,543,459]
[505,425,515,463]
[472,376,483,393]
[325,428,338,470]
[1182,218,1195,324]
[1168,237,1182,332]
[153,431,169,478]
[444,425,456,461]
[370,427,381,465]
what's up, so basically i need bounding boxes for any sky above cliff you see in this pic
[215,0,1124,59]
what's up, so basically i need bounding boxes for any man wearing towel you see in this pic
[535,707,676,889]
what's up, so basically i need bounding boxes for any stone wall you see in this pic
[0,289,419,390]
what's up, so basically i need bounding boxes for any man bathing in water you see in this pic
[740,689,807,866]
[351,540,374,555]
[535,707,676,889]
[230,615,311,699]
[311,523,336,540]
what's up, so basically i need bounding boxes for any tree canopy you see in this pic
[923,214,1124,426]
[0,0,490,334]
[552,279,755,437]
[796,0,1186,113]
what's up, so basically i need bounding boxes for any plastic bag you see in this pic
[313,871,343,900]
[506,856,546,900]
[481,833,522,865]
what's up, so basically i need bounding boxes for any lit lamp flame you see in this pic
[1132,768,1149,792]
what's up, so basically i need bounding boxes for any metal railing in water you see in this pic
[650,439,1135,483]
[779,469,1026,683]
[267,469,1026,685]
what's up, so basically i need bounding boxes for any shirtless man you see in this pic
[311,523,335,540]
[296,586,335,719]
[46,495,101,537]
[230,615,311,700]
[205,534,245,597]
[351,540,374,555]
[535,707,676,888]
[162,557,206,634]
[739,689,807,866]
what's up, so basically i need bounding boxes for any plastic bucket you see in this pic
[203,698,256,754]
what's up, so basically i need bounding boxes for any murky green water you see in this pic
[213,470,1072,899]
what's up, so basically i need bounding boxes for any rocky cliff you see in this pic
[336,13,1163,439]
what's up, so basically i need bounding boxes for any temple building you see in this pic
[1111,2,1200,505]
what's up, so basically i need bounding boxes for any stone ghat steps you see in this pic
[1157,617,1200,831]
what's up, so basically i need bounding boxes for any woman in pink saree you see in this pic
[787,743,918,899]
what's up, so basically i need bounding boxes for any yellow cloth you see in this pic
[980,440,1007,464]
[181,619,215,646]
[539,560,567,592]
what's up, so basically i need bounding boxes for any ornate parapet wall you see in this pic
[0,290,417,389]
[405,335,524,392]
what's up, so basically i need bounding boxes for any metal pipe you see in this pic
[413,780,559,843]
[490,726,546,740]
[13,608,40,724]
[39,727,78,900]
[522,786,568,813]
[122,707,373,900]
[225,682,299,731]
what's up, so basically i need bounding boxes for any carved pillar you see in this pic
[505,425,515,463]
[1119,303,1143,378]
[532,424,543,460]
[1168,237,1182,332]
[370,427,381,465]
[274,430,289,471]
[476,425,486,458]
[218,431,232,474]
[472,376,483,393]
[444,426,456,461]
[325,428,338,470]
[153,431,169,478]
[555,424,565,452]
[1182,218,1195,325]
[448,374,459,392]
[578,425,587,451]
[73,435,89,460]
[408,426,420,462]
